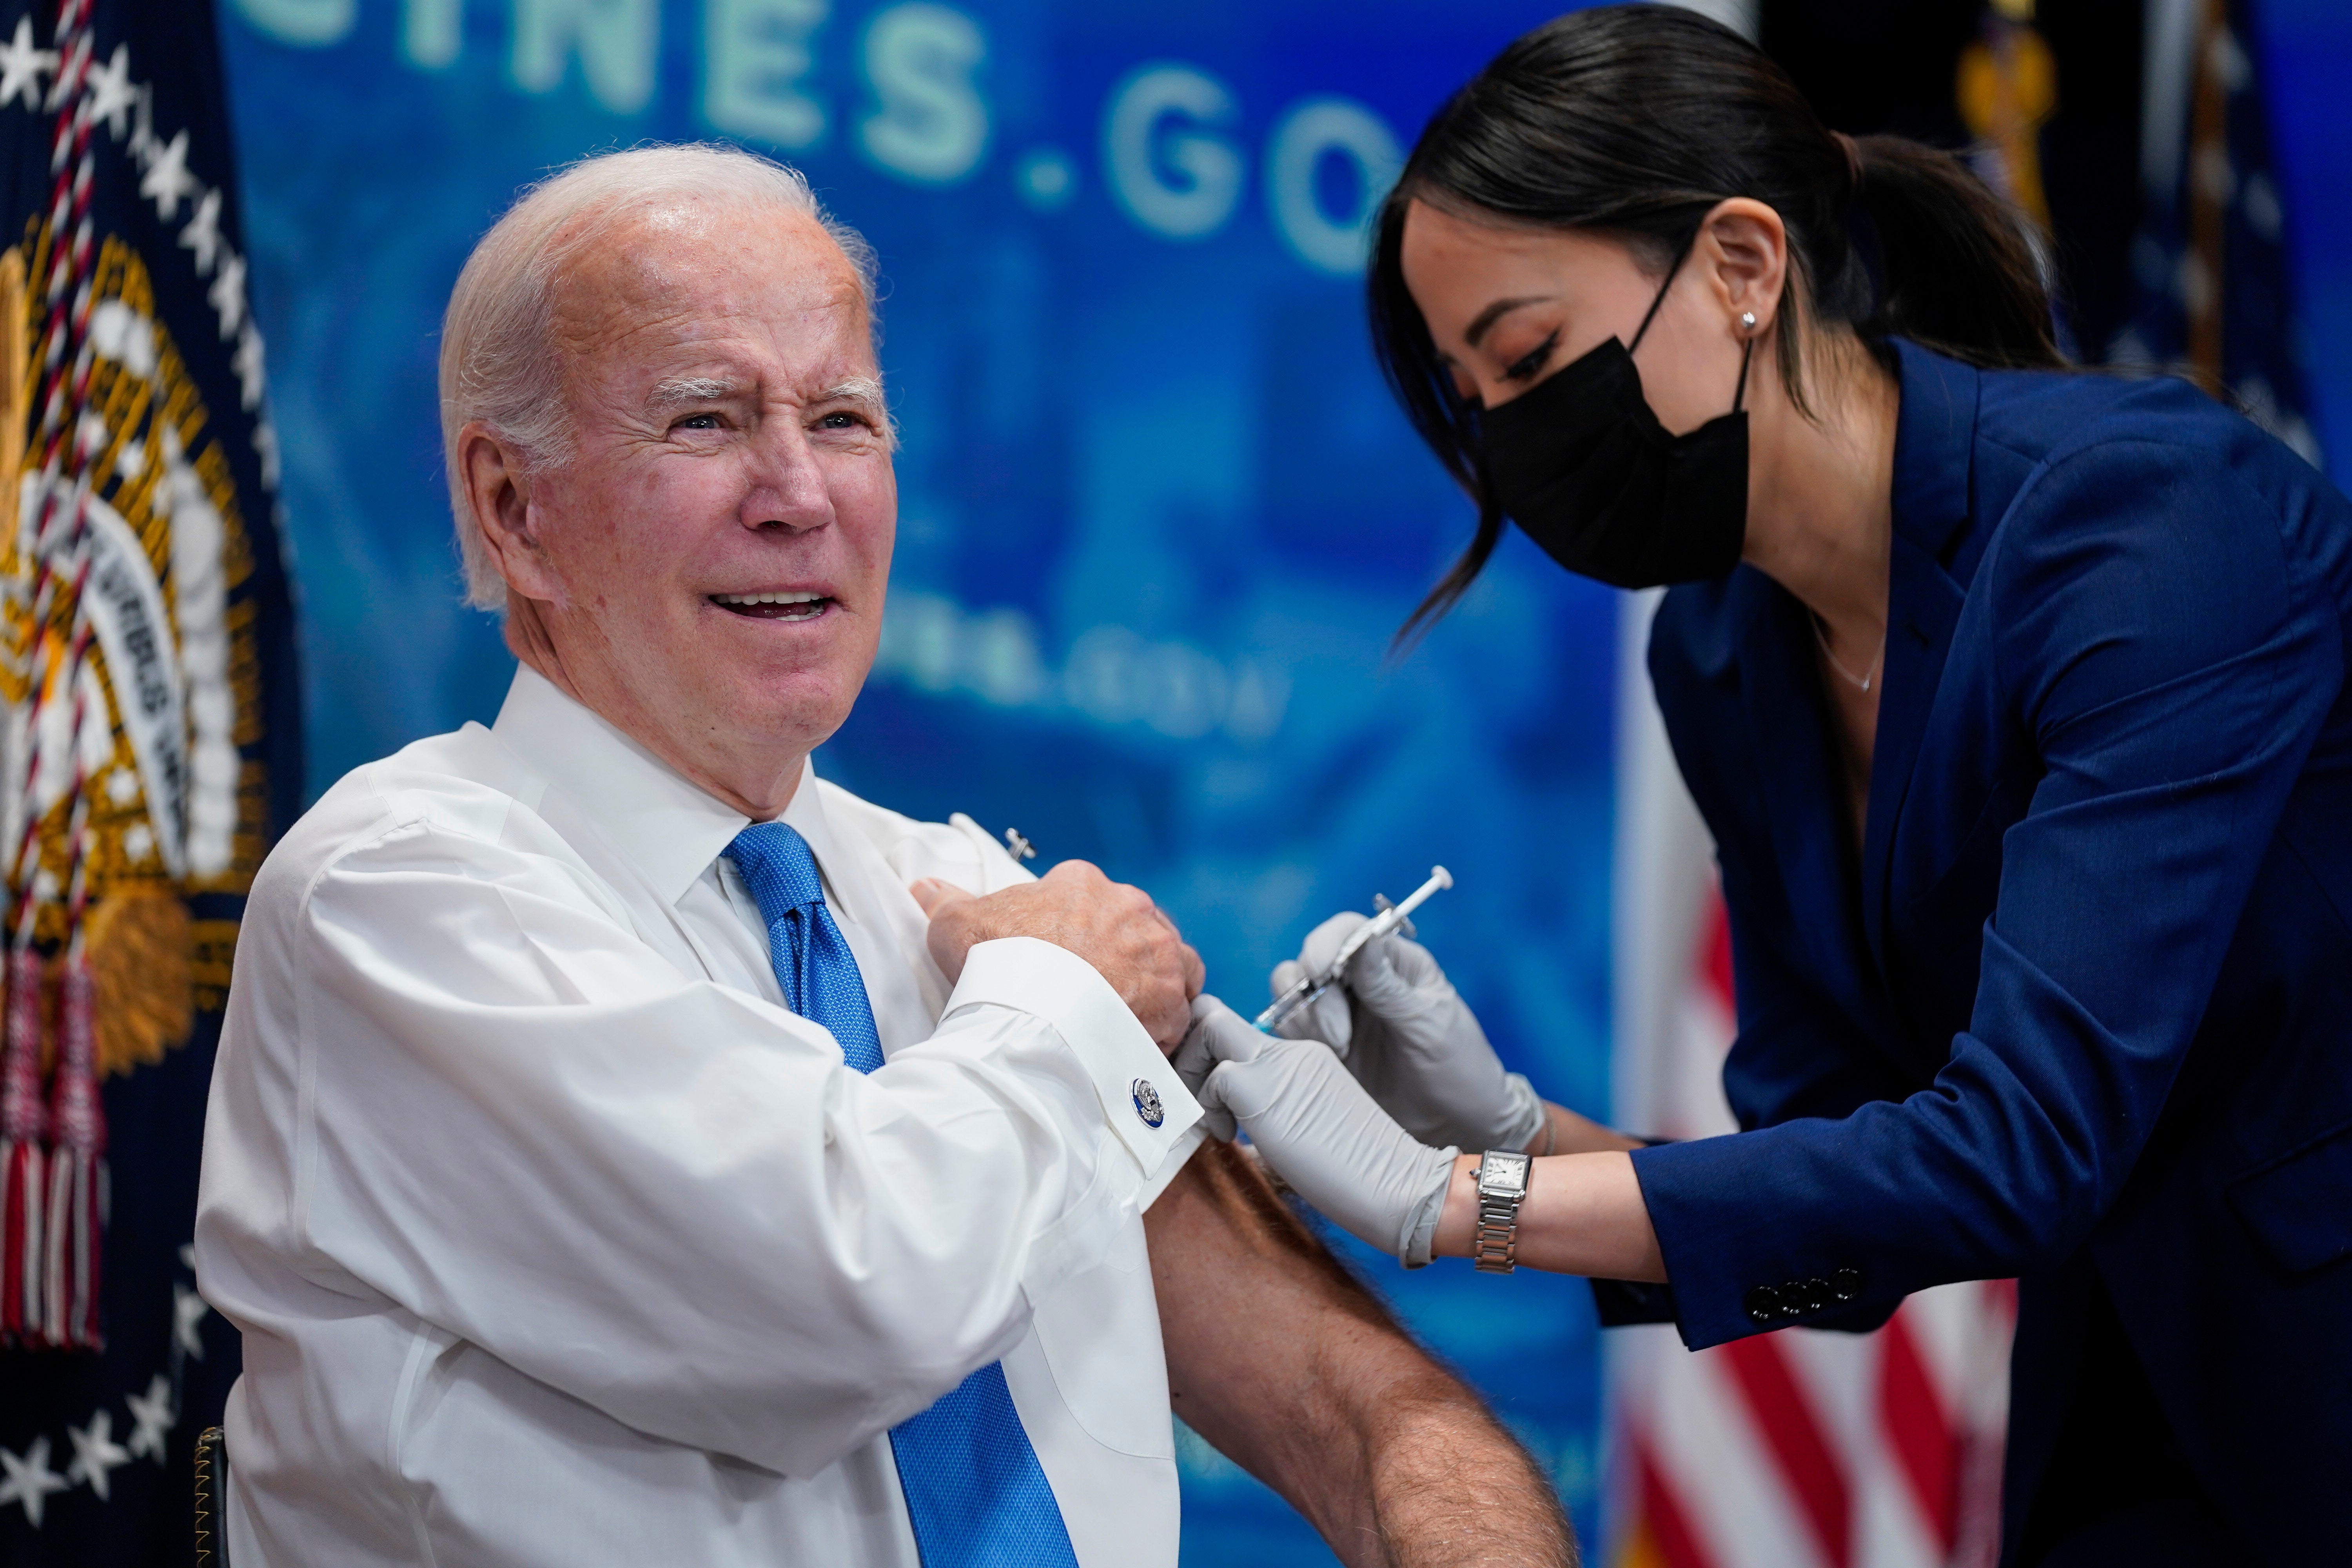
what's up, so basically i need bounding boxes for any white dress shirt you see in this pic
[196,666,1205,1567]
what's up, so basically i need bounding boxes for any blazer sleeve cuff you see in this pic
[944,936,1202,1182]
[1631,1135,1891,1350]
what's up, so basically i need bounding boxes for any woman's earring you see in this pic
[1739,311,1758,334]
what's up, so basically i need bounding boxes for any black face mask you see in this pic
[1479,250,1753,590]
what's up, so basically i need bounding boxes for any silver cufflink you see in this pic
[1131,1078,1165,1128]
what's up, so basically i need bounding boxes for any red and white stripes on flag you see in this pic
[1607,592,2013,1568]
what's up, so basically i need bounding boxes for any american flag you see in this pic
[1604,591,2013,1568]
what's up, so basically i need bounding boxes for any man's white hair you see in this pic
[439,142,880,610]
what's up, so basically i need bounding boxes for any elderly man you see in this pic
[195,145,1570,1567]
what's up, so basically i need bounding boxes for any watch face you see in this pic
[1478,1151,1531,1198]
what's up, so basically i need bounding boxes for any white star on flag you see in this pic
[85,42,136,140]
[232,320,267,410]
[0,1437,70,1529]
[125,78,156,160]
[208,250,246,340]
[174,1279,212,1360]
[65,1410,132,1503]
[125,1376,176,1463]
[0,16,55,111]
[180,187,224,275]
[138,127,197,221]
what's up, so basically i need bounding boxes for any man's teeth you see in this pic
[714,591,826,606]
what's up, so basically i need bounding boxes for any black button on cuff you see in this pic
[1746,1267,1867,1327]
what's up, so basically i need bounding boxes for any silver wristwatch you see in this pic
[1471,1149,1532,1274]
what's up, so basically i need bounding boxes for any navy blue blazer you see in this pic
[1629,341,2352,1563]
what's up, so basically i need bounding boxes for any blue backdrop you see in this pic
[213,1,2350,1563]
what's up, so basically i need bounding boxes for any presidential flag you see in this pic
[0,0,300,1559]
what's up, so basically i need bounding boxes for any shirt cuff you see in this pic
[1138,1124,1206,1210]
[945,937,1203,1183]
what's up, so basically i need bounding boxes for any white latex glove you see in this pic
[1185,995,1458,1267]
[1270,914,1545,1154]
[1169,1001,1236,1144]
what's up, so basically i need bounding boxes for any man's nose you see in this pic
[738,421,836,532]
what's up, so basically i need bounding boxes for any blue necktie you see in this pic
[724,821,1081,1568]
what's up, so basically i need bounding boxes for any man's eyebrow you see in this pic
[811,376,887,410]
[1463,295,1552,350]
[646,376,738,411]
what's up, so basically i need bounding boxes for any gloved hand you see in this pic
[1170,1002,1237,1144]
[1183,995,1459,1267]
[1270,915,1545,1154]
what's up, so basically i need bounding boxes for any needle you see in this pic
[1255,866,1454,1032]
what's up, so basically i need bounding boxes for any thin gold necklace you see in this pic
[1811,612,1884,694]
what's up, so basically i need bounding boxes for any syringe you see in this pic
[1255,866,1454,1032]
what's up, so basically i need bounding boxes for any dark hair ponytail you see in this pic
[1374,4,2062,643]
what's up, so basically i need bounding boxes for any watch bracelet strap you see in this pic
[1473,1185,1522,1274]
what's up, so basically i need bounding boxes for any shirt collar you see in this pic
[494,664,807,909]
[772,750,866,929]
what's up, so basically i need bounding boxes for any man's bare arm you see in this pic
[1148,1142,1575,1568]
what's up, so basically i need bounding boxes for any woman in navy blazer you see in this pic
[1180,10,2350,1566]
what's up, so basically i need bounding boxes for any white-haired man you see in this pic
[195,146,1571,1567]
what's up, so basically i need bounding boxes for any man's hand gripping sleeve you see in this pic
[946,937,1204,1244]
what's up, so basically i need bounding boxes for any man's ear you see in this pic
[1693,197,1790,341]
[459,421,562,604]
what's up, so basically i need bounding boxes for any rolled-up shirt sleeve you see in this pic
[945,937,1200,1188]
[285,816,1195,1477]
